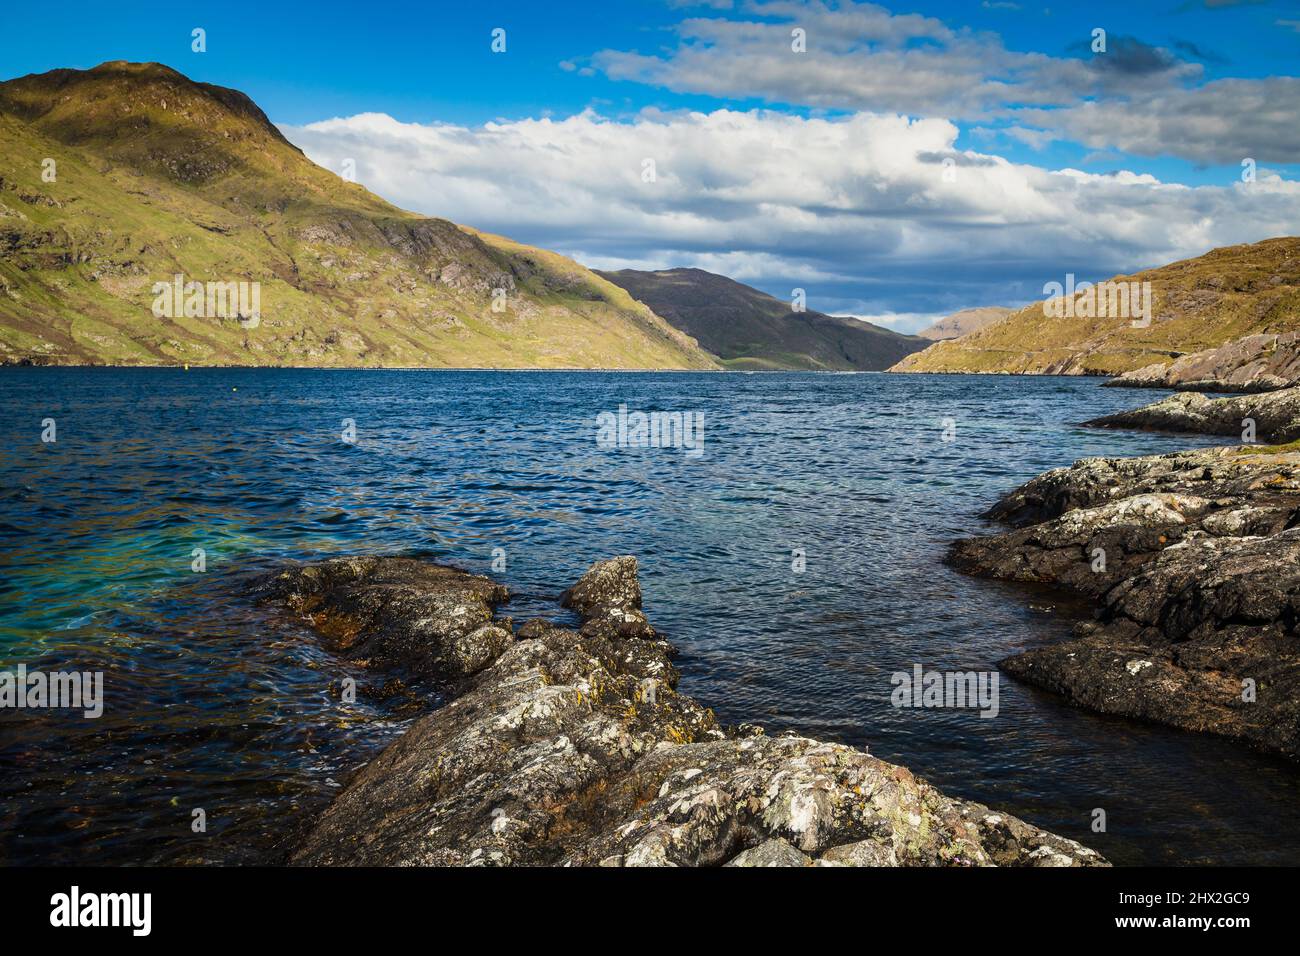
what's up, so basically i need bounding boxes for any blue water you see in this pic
[2,367,1298,866]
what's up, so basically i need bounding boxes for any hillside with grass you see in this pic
[891,238,1300,376]
[0,61,715,368]
[597,267,925,371]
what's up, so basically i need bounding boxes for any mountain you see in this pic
[891,238,1300,375]
[596,267,927,371]
[0,62,715,368]
[917,306,1014,341]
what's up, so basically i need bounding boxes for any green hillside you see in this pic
[892,238,1300,376]
[0,61,716,369]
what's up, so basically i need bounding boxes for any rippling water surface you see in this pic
[2,367,1298,865]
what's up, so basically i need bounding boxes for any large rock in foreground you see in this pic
[278,556,1104,866]
[1084,388,1300,444]
[952,447,1300,759]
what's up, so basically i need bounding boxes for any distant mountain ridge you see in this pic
[0,61,715,368]
[892,238,1300,376]
[917,306,1014,341]
[597,267,927,371]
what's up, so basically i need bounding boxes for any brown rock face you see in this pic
[261,556,510,680]
[1106,332,1300,392]
[951,447,1300,759]
[274,555,1105,867]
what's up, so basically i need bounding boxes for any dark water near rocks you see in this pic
[2,367,1299,866]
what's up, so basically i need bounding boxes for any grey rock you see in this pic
[953,446,1300,759]
[560,554,657,640]
[981,446,1300,528]
[818,839,898,867]
[951,493,1213,597]
[1084,388,1300,444]
[1106,332,1300,393]
[283,555,1106,867]
[725,838,812,867]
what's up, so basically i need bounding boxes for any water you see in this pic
[2,367,1297,866]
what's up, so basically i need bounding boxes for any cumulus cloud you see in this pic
[282,107,1300,327]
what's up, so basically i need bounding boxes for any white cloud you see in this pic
[591,1,1205,111]
[840,311,948,333]
[582,0,1296,165]
[590,3,1102,118]
[281,107,1300,316]
[1016,78,1300,165]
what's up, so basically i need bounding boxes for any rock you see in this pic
[285,556,1105,867]
[724,838,812,867]
[950,493,1213,597]
[1083,387,1300,444]
[953,447,1300,759]
[258,555,510,681]
[981,445,1300,528]
[1105,332,1300,392]
[817,839,898,867]
[560,555,657,640]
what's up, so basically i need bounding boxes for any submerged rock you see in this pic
[281,555,1105,866]
[1083,388,1300,444]
[953,447,1300,759]
[259,555,510,681]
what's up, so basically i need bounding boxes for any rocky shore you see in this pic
[1105,332,1300,392]
[949,446,1300,759]
[261,555,1104,867]
[1084,387,1300,444]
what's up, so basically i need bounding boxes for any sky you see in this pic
[3,0,1299,331]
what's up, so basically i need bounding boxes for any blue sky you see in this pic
[4,0,1299,329]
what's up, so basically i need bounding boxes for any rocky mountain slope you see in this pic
[261,554,1104,866]
[917,306,1014,341]
[0,61,715,368]
[1106,331,1300,391]
[598,267,926,370]
[891,238,1300,376]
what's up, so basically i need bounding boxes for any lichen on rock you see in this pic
[951,446,1300,759]
[271,554,1105,867]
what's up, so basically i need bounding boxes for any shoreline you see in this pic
[265,554,1106,867]
[949,430,1300,761]
[9,367,1296,864]
[1,361,1118,377]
